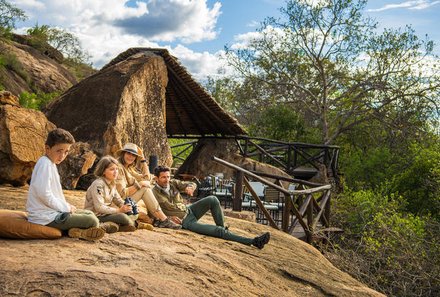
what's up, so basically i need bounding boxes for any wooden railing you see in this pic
[213,156,334,243]
[170,136,340,183]
[235,136,340,181]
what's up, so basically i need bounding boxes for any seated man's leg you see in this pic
[188,196,225,227]
[182,211,253,245]
[47,209,99,231]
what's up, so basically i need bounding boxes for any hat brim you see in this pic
[117,148,142,157]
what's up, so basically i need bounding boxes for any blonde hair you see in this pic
[94,155,119,177]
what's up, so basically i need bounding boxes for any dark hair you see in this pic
[45,128,75,147]
[117,152,138,168]
[94,155,119,177]
[154,165,170,177]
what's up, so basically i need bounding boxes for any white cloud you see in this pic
[11,0,223,71]
[170,45,232,81]
[367,0,440,12]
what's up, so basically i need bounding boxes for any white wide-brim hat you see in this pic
[117,143,142,157]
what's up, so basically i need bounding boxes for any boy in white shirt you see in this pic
[26,128,106,241]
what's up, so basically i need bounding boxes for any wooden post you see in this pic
[306,197,314,243]
[233,171,244,211]
[283,193,292,232]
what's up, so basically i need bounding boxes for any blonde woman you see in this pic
[85,155,152,232]
[115,143,181,229]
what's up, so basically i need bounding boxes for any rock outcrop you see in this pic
[0,92,56,186]
[176,138,292,181]
[0,38,77,96]
[0,184,384,297]
[57,142,97,190]
[45,52,173,166]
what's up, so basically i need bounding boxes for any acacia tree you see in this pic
[224,0,440,144]
[0,0,26,35]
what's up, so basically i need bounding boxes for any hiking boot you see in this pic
[136,221,154,231]
[68,227,105,241]
[118,225,137,232]
[156,218,182,229]
[100,222,119,234]
[252,232,270,249]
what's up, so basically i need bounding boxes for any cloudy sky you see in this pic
[10,0,440,81]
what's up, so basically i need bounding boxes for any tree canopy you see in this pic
[223,0,440,145]
[0,0,26,35]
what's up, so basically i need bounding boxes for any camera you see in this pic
[124,197,138,215]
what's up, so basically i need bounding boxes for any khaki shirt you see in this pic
[85,177,125,215]
[152,179,197,219]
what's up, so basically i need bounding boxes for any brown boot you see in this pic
[68,227,106,241]
[100,222,119,233]
[136,221,154,231]
[118,225,137,232]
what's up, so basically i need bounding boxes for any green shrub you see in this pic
[0,52,28,82]
[329,189,440,296]
[19,91,59,110]
[390,142,440,219]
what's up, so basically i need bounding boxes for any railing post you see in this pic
[233,171,244,211]
[283,194,292,232]
[306,197,314,243]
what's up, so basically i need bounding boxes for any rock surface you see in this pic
[176,138,292,181]
[57,142,97,190]
[0,39,77,96]
[0,185,384,297]
[45,52,173,166]
[0,97,56,186]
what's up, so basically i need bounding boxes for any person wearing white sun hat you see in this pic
[115,143,181,229]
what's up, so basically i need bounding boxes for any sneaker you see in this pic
[252,232,270,249]
[100,222,119,234]
[118,225,137,232]
[137,221,154,231]
[68,227,106,241]
[156,218,182,230]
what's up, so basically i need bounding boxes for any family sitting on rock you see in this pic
[26,128,270,249]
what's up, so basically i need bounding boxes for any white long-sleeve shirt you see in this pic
[26,155,70,225]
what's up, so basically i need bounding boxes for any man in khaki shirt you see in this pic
[152,166,270,249]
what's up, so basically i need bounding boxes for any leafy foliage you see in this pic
[0,51,28,82]
[19,91,60,110]
[330,189,440,297]
[0,0,27,37]
[224,0,440,145]
[27,24,91,65]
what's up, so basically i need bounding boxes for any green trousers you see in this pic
[183,196,253,245]
[98,213,137,227]
[47,209,99,231]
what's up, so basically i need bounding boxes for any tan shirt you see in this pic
[85,177,125,215]
[115,162,151,199]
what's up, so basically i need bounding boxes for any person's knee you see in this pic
[120,214,135,226]
[206,195,220,206]
[83,214,100,228]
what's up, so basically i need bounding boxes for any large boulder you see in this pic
[57,142,97,190]
[45,52,173,166]
[176,138,292,181]
[0,91,56,186]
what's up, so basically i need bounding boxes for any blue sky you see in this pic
[11,0,440,80]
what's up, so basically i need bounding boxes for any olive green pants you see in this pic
[183,196,253,245]
[98,213,137,227]
[47,209,99,231]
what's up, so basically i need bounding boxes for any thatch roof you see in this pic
[102,48,246,137]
